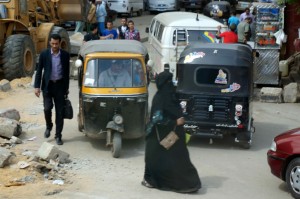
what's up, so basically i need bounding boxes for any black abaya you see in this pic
[143,71,201,193]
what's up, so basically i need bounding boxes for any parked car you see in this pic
[235,0,253,12]
[180,0,208,12]
[267,128,300,199]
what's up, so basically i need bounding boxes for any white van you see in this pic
[148,0,179,13]
[146,11,227,81]
[107,0,144,17]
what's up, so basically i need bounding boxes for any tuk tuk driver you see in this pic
[98,60,131,87]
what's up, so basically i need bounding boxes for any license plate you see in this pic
[191,3,195,6]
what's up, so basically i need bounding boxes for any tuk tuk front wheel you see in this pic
[111,132,122,158]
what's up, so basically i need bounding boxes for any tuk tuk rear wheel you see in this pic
[111,132,122,158]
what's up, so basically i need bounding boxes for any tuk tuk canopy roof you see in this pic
[78,40,148,58]
[178,43,253,66]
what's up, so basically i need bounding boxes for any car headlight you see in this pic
[269,140,277,152]
[113,114,123,125]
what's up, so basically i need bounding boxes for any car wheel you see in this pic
[286,158,300,199]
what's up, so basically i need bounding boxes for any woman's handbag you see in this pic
[156,126,179,150]
[63,96,73,119]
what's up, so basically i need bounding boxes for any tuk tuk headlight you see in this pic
[75,59,83,68]
[113,114,123,125]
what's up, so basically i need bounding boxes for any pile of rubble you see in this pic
[0,108,73,191]
[260,82,299,103]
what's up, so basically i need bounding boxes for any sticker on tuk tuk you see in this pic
[221,83,241,93]
[214,69,227,84]
[184,52,206,63]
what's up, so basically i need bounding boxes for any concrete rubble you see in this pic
[0,79,11,92]
[283,83,298,103]
[0,117,22,138]
[0,108,21,121]
[260,87,283,103]
[36,142,70,164]
[0,139,73,187]
[0,147,15,168]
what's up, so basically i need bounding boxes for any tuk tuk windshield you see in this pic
[84,59,146,88]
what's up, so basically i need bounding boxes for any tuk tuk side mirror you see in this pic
[145,27,149,33]
[75,59,83,68]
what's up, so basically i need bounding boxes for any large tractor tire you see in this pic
[49,26,71,53]
[3,34,36,81]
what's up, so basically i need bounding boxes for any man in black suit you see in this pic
[34,34,70,145]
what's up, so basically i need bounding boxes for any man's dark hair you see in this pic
[245,7,250,12]
[50,34,61,42]
[91,23,97,31]
[231,11,236,15]
[106,20,113,25]
[229,24,236,31]
[128,20,134,25]
[121,16,127,21]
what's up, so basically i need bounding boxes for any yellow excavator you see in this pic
[0,0,87,80]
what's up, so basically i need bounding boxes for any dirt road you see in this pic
[0,78,300,199]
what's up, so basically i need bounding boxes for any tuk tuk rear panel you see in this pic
[176,43,254,135]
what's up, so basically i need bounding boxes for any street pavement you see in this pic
[60,12,300,199]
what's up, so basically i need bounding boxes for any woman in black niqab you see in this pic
[142,71,201,193]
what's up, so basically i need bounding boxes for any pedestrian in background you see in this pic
[86,0,97,33]
[96,0,107,35]
[216,24,238,43]
[74,0,91,33]
[239,7,254,24]
[228,11,239,28]
[75,21,85,33]
[34,34,70,145]
[117,17,129,39]
[83,23,100,43]
[102,21,118,39]
[237,17,251,43]
[142,70,201,193]
[125,20,140,41]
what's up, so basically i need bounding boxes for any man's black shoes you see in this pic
[44,129,51,138]
[56,138,63,145]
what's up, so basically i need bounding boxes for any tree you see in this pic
[277,0,300,13]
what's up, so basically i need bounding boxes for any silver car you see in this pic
[235,0,253,12]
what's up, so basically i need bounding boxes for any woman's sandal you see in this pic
[141,179,154,188]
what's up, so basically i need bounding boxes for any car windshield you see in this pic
[83,59,146,88]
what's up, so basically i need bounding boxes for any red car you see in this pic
[267,128,300,199]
